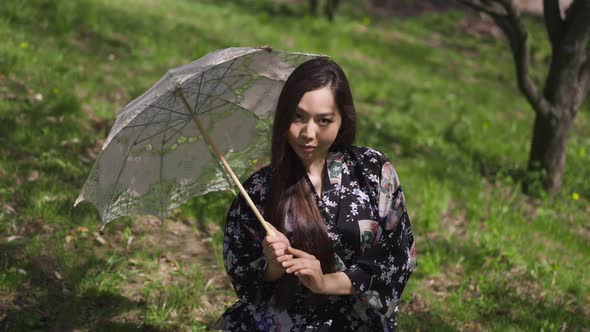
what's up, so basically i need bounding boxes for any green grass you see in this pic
[1,0,589,330]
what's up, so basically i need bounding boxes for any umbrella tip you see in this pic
[99,223,106,235]
[73,194,84,207]
[256,45,273,53]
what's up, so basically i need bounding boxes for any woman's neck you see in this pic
[302,155,326,177]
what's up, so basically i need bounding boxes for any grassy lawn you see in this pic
[1,0,588,330]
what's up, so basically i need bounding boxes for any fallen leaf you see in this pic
[54,271,62,280]
[126,236,134,249]
[94,232,107,245]
[3,204,16,214]
[204,277,217,291]
[7,235,23,242]
[27,170,39,181]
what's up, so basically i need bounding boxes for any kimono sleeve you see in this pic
[343,158,417,315]
[222,171,273,305]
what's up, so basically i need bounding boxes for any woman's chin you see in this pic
[295,150,328,167]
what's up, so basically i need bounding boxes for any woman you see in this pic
[214,58,416,331]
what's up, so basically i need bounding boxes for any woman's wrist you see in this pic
[262,260,285,282]
[315,272,355,295]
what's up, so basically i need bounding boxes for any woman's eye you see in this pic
[294,113,304,121]
[319,118,333,125]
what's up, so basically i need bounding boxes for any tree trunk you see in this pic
[310,0,318,15]
[456,0,590,195]
[526,110,574,195]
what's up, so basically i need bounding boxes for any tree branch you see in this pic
[493,0,553,117]
[456,0,553,116]
[543,0,564,50]
[456,0,504,17]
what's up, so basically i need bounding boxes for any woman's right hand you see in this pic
[262,222,292,281]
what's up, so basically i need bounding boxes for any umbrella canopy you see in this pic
[75,47,323,230]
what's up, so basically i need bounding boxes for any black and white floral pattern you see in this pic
[215,146,416,331]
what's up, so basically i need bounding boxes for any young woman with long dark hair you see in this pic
[215,58,416,331]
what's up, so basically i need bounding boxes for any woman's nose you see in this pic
[301,122,316,140]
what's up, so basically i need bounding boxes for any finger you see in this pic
[264,235,282,244]
[267,245,286,255]
[265,222,279,236]
[270,242,287,250]
[285,262,311,274]
[265,236,290,248]
[286,246,315,259]
[294,268,314,276]
[264,222,290,240]
[278,231,289,241]
[275,254,293,263]
[281,257,312,267]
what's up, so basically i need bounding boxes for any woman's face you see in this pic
[287,85,342,167]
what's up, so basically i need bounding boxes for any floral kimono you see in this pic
[215,146,417,331]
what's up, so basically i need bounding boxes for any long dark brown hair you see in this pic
[264,57,356,306]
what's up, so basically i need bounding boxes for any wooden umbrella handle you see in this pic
[177,89,274,236]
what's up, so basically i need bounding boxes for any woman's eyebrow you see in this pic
[296,106,336,117]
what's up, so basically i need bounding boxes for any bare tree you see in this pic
[309,0,340,21]
[457,0,590,195]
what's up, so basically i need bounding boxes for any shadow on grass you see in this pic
[359,117,527,190]
[441,117,528,183]
[409,236,589,331]
[401,311,458,331]
[0,242,165,332]
[199,0,308,18]
[2,0,227,72]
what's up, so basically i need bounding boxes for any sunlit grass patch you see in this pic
[1,0,589,330]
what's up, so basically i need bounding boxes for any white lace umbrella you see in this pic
[75,47,322,232]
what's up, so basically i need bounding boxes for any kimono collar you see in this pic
[325,150,345,188]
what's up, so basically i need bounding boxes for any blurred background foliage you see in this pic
[0,0,588,331]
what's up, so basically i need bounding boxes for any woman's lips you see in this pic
[300,145,316,153]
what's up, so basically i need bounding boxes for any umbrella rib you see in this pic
[198,73,251,85]
[147,103,190,117]
[162,117,194,146]
[105,109,163,219]
[185,67,274,117]
[164,95,192,144]
[199,97,263,121]
[206,72,250,105]
[159,113,169,220]
[192,74,204,114]
[183,74,250,114]
[133,117,191,147]
[193,59,237,114]
[187,71,248,103]
[199,73,285,85]
[191,98,236,116]
[122,117,189,129]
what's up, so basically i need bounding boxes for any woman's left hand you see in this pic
[282,246,326,294]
